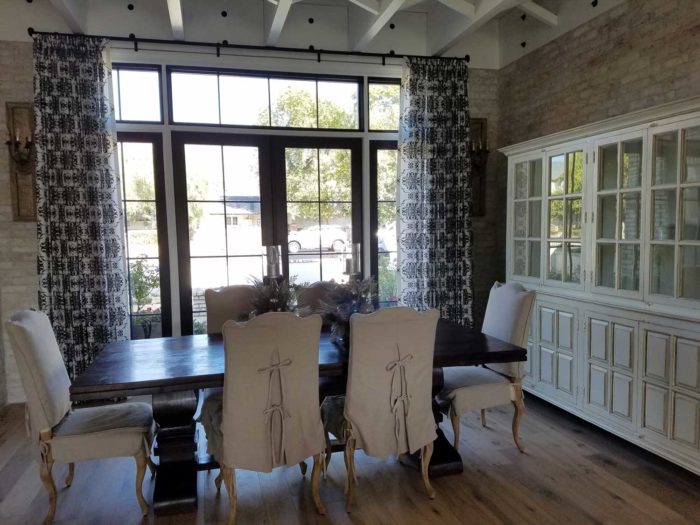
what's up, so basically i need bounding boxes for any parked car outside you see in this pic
[288,224,348,253]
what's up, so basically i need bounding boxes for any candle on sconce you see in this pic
[265,245,282,278]
[345,257,352,275]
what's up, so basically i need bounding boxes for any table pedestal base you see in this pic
[152,390,199,515]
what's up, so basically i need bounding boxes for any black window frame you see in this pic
[166,65,365,132]
[116,131,172,337]
[113,63,164,125]
[370,140,399,306]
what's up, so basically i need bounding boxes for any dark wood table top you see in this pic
[70,318,526,401]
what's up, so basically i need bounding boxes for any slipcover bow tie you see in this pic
[259,352,292,467]
[386,348,414,454]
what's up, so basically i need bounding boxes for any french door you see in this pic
[173,132,361,334]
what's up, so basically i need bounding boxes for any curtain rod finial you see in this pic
[27,27,34,36]
[465,54,470,63]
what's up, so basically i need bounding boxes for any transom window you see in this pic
[169,68,361,130]
[113,65,162,123]
[368,79,400,131]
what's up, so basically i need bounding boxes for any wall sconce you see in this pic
[5,102,36,221]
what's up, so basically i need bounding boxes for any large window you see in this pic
[169,68,361,130]
[117,133,170,338]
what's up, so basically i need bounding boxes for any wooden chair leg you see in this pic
[64,463,75,487]
[450,410,461,448]
[39,458,57,525]
[344,437,356,513]
[215,470,223,492]
[298,460,308,477]
[222,466,237,525]
[311,453,326,515]
[421,442,436,499]
[134,452,149,516]
[480,408,487,427]
[513,387,525,452]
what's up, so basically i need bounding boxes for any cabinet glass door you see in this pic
[546,150,583,284]
[649,126,700,300]
[594,137,643,292]
[512,158,542,278]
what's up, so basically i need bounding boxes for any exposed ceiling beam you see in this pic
[267,0,294,46]
[353,0,407,52]
[348,0,381,16]
[166,0,185,40]
[49,0,87,34]
[519,0,558,26]
[430,0,521,56]
[435,0,475,18]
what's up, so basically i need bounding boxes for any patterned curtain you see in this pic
[398,57,475,326]
[34,34,129,379]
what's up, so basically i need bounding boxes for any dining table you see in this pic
[71,318,526,515]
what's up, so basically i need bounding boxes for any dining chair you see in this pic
[437,281,535,451]
[320,307,440,512]
[5,310,155,525]
[199,312,327,524]
[204,285,255,335]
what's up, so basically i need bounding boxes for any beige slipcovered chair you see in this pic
[204,285,255,334]
[5,310,155,525]
[321,307,440,512]
[437,282,535,452]
[199,312,327,524]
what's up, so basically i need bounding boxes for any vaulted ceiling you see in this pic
[0,0,623,68]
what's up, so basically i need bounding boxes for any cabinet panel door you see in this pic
[613,323,634,370]
[675,339,700,392]
[611,372,633,419]
[589,364,608,408]
[643,383,669,435]
[645,332,670,382]
[672,393,699,447]
[540,347,555,384]
[557,353,573,394]
[590,318,609,362]
[540,307,555,344]
[558,311,574,350]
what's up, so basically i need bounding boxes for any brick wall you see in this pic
[469,68,505,325]
[0,41,37,405]
[498,0,700,147]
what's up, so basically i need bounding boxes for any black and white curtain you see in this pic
[398,57,475,326]
[34,34,129,379]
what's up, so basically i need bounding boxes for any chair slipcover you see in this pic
[439,282,535,417]
[6,310,154,463]
[325,307,440,459]
[204,285,255,335]
[201,312,326,473]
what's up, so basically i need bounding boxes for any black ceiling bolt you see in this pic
[308,17,314,24]
[221,10,227,17]
[127,3,134,10]
[390,23,395,29]
[521,41,527,48]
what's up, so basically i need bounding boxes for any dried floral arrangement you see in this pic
[314,277,377,345]
[249,277,297,316]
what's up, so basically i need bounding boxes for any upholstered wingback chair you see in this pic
[199,312,326,524]
[437,281,535,451]
[204,285,255,334]
[321,307,440,511]
[6,310,154,525]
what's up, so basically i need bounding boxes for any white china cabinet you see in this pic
[501,97,700,475]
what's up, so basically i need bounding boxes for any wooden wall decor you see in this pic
[5,102,36,221]
[470,117,488,217]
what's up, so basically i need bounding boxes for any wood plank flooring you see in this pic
[0,396,698,525]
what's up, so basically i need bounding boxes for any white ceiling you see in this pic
[0,0,624,69]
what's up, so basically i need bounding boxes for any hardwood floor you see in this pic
[1,396,698,525]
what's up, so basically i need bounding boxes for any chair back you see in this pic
[220,312,325,472]
[5,310,72,436]
[296,281,334,312]
[344,307,439,459]
[204,285,255,334]
[482,282,535,379]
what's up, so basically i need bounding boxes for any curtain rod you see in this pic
[27,28,470,64]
